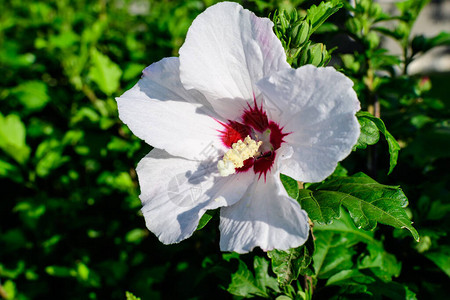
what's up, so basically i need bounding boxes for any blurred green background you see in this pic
[1,0,449,299]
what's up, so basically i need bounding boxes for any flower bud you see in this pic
[291,19,310,48]
[306,43,325,66]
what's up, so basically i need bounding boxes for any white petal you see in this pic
[257,65,360,182]
[116,57,226,160]
[219,172,310,254]
[179,2,290,120]
[137,149,254,244]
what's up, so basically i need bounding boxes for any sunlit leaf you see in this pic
[12,80,50,111]
[0,113,30,164]
[88,48,122,96]
[280,174,299,200]
[301,173,419,241]
[306,0,343,34]
[125,291,141,300]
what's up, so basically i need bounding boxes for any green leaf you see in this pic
[312,173,419,241]
[355,115,380,149]
[88,48,122,96]
[313,230,356,279]
[1,280,16,300]
[196,209,216,230]
[45,266,77,277]
[280,174,299,199]
[412,31,450,55]
[0,113,30,164]
[424,246,450,277]
[125,228,148,243]
[314,209,402,291]
[35,139,69,177]
[254,257,280,294]
[12,80,50,111]
[313,210,373,279]
[227,257,279,298]
[227,260,266,297]
[268,236,314,286]
[0,159,22,182]
[123,63,146,81]
[306,0,343,35]
[326,269,375,286]
[298,189,342,224]
[125,291,141,300]
[313,208,375,245]
[356,111,400,174]
[358,242,401,280]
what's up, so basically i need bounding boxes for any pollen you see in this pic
[217,136,262,177]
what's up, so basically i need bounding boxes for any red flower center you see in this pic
[218,100,288,179]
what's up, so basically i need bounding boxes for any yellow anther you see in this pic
[217,136,262,177]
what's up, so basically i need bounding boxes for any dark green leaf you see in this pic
[326,269,375,286]
[227,260,262,297]
[313,173,419,241]
[298,189,341,224]
[45,266,77,277]
[268,236,314,286]
[424,246,450,277]
[313,230,355,279]
[253,257,280,294]
[280,174,299,200]
[356,111,400,174]
[355,115,380,149]
[412,31,450,55]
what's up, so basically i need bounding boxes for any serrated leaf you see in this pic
[313,208,375,244]
[228,256,279,298]
[88,48,122,96]
[280,174,299,199]
[306,0,343,35]
[312,173,419,241]
[268,236,314,286]
[298,189,342,224]
[254,257,280,294]
[356,111,400,174]
[227,260,266,297]
[0,113,30,164]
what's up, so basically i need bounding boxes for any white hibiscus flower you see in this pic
[116,2,360,253]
